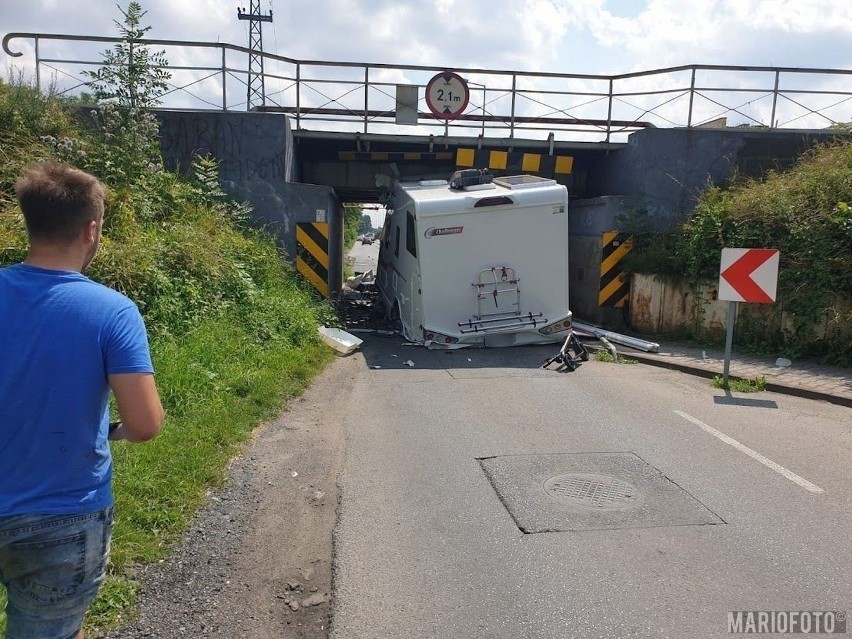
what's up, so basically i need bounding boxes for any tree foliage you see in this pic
[358,213,373,234]
[343,204,362,247]
[84,1,170,108]
[76,3,170,191]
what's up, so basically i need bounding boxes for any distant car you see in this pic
[361,236,373,245]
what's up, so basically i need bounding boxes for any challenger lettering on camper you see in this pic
[425,226,464,238]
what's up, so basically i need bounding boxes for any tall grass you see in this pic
[0,77,338,634]
[87,311,333,631]
[0,310,334,634]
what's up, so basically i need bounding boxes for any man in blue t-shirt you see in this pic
[0,162,165,639]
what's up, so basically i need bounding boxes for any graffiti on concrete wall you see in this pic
[158,112,294,183]
[155,110,303,259]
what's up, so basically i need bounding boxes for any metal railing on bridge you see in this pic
[4,32,852,143]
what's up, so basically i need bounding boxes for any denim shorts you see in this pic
[0,507,113,639]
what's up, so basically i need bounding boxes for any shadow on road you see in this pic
[713,393,779,409]
[353,332,579,373]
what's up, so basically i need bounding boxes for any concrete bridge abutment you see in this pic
[154,108,849,322]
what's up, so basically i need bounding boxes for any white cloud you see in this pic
[517,0,572,67]
[2,0,849,132]
[727,0,852,32]
[588,0,852,69]
[5,0,851,73]
[434,0,454,16]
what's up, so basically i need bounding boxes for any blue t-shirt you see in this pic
[0,263,153,516]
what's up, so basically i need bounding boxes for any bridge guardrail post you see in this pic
[606,78,613,143]
[481,86,486,136]
[34,36,40,92]
[221,46,226,110]
[770,69,780,128]
[510,73,516,138]
[687,67,695,128]
[364,65,369,134]
[296,62,301,129]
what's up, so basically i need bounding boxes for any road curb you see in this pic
[625,353,852,408]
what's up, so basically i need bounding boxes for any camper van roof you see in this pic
[395,175,567,217]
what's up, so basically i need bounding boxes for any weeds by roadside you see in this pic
[593,350,638,364]
[711,375,767,393]
[86,312,333,632]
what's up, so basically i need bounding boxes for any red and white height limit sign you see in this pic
[425,71,470,119]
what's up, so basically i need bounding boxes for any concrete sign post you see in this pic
[718,248,780,384]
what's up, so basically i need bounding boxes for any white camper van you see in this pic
[376,171,573,348]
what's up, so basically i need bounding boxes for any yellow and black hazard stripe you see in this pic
[456,149,573,176]
[598,231,633,308]
[296,222,329,298]
[337,151,454,162]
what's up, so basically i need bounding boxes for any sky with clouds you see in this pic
[2,0,851,133]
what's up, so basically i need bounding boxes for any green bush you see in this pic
[0,73,336,634]
[343,203,362,248]
[0,2,341,630]
[625,140,852,363]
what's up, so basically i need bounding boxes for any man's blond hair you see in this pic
[16,161,106,243]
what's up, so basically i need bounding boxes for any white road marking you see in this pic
[674,410,824,494]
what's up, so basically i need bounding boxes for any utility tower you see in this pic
[237,1,273,110]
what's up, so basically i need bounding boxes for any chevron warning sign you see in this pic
[598,231,633,307]
[296,222,329,297]
[718,248,779,303]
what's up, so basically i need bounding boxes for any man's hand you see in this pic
[108,373,165,442]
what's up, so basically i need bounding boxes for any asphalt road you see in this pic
[348,238,379,276]
[330,336,851,639]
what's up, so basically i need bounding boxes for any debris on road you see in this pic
[573,320,660,353]
[542,332,590,372]
[318,326,363,355]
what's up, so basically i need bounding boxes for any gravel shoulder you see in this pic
[104,353,358,639]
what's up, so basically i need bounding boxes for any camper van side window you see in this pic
[406,211,417,258]
[394,224,401,258]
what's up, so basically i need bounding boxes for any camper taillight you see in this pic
[424,329,459,344]
[538,317,573,336]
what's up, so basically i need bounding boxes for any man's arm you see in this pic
[108,373,165,442]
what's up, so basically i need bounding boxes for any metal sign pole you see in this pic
[723,301,736,385]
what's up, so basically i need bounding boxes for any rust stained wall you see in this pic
[630,274,729,337]
[630,273,850,341]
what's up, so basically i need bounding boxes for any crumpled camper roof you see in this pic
[395,178,567,217]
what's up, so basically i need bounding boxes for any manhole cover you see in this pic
[542,473,641,510]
